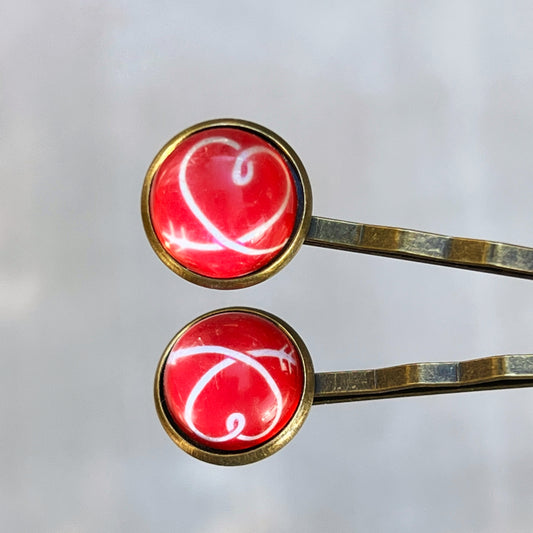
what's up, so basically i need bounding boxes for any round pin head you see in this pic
[141,119,312,289]
[154,307,314,465]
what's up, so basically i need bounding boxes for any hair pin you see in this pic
[155,307,533,466]
[141,118,533,289]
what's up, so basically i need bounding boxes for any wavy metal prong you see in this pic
[306,217,533,280]
[314,354,533,404]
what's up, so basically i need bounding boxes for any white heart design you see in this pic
[161,136,293,255]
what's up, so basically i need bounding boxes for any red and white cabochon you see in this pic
[149,127,298,279]
[161,310,305,452]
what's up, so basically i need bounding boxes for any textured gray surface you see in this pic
[2,1,533,531]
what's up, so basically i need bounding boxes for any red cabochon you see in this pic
[149,127,298,279]
[162,311,305,452]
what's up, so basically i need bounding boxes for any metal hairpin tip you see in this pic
[155,307,533,465]
[141,118,533,288]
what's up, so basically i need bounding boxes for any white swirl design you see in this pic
[161,136,293,255]
[168,344,297,443]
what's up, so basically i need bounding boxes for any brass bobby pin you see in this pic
[141,118,533,289]
[154,307,533,466]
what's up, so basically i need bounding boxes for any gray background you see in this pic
[2,1,533,531]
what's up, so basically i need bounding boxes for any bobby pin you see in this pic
[141,118,533,288]
[155,307,533,465]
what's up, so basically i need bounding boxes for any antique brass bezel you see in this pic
[154,307,315,466]
[141,118,313,289]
